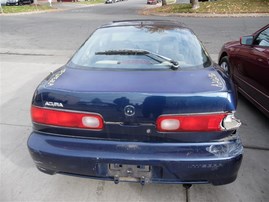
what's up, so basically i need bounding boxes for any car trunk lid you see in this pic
[32,67,237,142]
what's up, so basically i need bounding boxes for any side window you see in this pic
[254,28,269,47]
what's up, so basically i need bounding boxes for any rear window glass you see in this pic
[70,25,211,70]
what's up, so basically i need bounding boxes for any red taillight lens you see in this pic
[156,114,227,132]
[31,106,104,130]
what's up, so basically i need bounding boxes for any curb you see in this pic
[0,8,65,16]
[0,48,74,56]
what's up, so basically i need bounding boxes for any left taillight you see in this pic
[156,113,228,132]
[31,106,104,130]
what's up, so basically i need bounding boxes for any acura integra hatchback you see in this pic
[28,20,243,186]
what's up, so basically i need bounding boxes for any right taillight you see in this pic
[156,113,240,132]
[222,114,241,130]
[31,106,104,130]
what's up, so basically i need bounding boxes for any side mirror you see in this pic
[240,35,253,45]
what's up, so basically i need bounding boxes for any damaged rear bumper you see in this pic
[27,132,243,185]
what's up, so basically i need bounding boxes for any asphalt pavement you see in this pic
[1,0,269,201]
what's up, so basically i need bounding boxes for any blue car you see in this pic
[28,20,243,186]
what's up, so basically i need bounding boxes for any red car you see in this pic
[219,24,269,117]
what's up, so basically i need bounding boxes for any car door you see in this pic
[236,26,269,113]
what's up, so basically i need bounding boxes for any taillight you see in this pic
[156,113,228,132]
[31,106,104,130]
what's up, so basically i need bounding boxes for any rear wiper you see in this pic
[95,49,180,70]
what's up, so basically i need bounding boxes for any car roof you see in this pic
[100,20,188,29]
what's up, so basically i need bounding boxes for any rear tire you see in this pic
[219,56,230,75]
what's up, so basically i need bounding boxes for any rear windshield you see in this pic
[69,25,211,70]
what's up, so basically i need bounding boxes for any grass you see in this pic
[1,4,53,14]
[152,0,269,14]
[78,0,105,5]
[0,0,103,14]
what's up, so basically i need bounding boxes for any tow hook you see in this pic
[183,184,192,189]
[114,175,119,184]
[183,184,192,202]
[140,176,146,185]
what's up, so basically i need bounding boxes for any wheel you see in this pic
[219,56,230,75]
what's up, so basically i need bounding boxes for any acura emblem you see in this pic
[124,105,135,116]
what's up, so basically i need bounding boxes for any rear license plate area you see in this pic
[108,164,152,184]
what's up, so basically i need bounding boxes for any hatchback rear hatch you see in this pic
[32,66,237,142]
